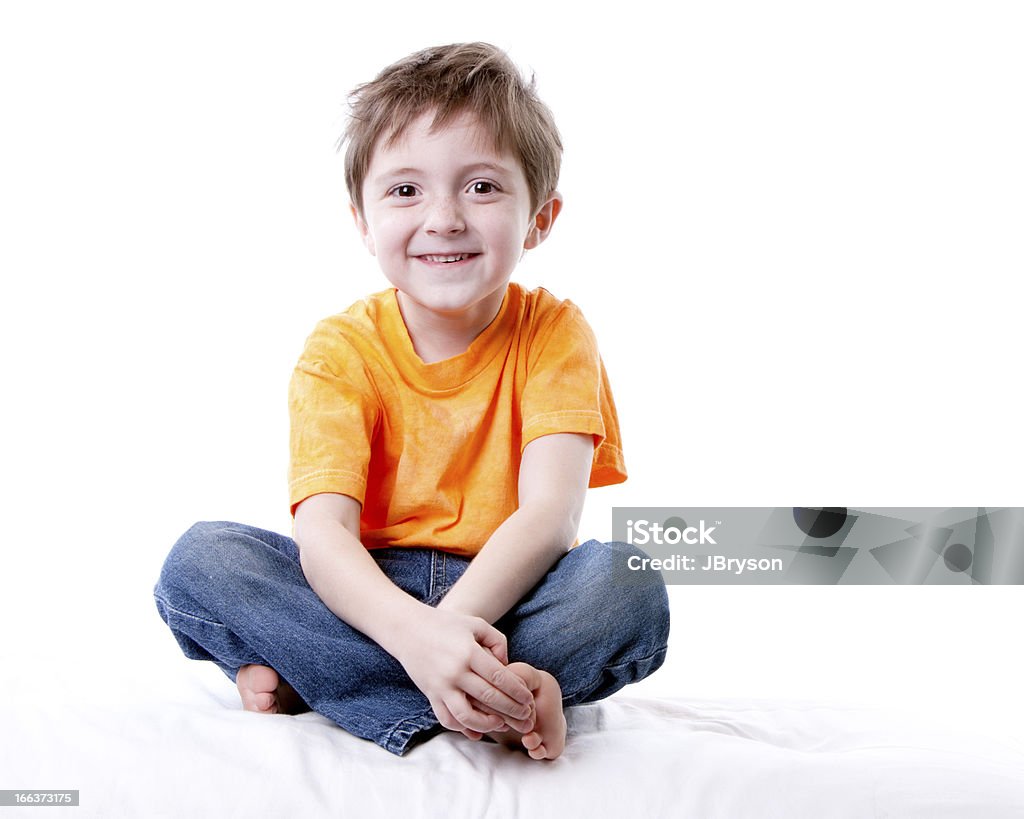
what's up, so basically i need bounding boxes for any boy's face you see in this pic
[353,109,560,330]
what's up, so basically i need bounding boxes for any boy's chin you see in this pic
[396,284,510,319]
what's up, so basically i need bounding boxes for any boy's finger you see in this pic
[471,633,533,706]
[474,651,533,702]
[473,622,510,666]
[465,660,535,721]
[466,695,534,734]
[431,698,467,733]
[445,691,507,734]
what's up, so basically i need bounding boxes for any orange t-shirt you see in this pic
[288,282,626,556]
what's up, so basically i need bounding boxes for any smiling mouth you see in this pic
[417,253,479,263]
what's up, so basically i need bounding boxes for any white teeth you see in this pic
[421,254,472,263]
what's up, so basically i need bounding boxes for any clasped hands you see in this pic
[391,606,535,740]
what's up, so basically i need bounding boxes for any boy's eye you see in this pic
[470,181,496,194]
[392,184,417,197]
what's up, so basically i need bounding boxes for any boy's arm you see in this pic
[293,493,536,737]
[436,431,596,624]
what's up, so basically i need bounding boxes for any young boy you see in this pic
[154,42,669,761]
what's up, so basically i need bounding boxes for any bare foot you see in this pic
[235,664,310,715]
[486,662,566,760]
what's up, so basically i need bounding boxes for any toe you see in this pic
[527,743,550,760]
[244,664,280,692]
[521,731,543,751]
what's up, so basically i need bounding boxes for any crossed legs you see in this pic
[154,522,669,757]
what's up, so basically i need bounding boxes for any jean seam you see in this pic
[154,592,228,627]
[430,550,446,600]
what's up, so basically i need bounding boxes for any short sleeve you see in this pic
[520,303,627,488]
[288,319,380,515]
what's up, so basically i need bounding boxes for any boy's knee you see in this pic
[557,540,670,652]
[604,540,670,645]
[579,539,669,604]
[157,520,243,597]
[157,520,298,601]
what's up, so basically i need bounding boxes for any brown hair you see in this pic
[341,42,562,217]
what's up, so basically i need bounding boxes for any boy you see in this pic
[154,42,669,760]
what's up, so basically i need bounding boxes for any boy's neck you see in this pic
[395,287,508,364]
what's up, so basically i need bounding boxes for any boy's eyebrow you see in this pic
[371,161,516,180]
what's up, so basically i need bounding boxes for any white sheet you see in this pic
[4,676,1023,819]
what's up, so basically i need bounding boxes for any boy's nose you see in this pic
[423,196,465,235]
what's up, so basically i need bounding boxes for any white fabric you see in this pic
[4,678,1023,818]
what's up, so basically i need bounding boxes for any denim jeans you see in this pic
[153,521,670,755]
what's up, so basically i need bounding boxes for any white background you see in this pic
[1,0,1021,736]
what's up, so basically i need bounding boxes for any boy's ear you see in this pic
[523,191,563,250]
[350,203,376,256]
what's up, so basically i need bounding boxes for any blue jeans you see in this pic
[153,521,670,755]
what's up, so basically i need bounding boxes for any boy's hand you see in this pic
[391,607,536,739]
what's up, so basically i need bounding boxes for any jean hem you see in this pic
[562,644,669,706]
[381,708,440,756]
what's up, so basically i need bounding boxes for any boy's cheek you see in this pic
[352,229,376,256]
[354,216,378,256]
